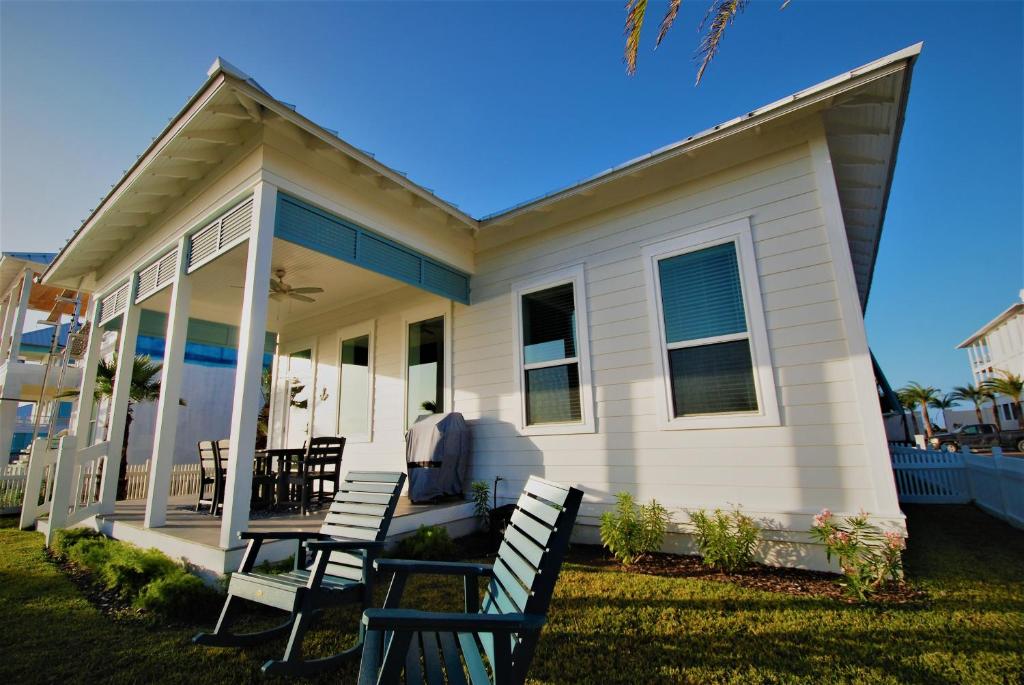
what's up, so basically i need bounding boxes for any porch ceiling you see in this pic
[139,238,405,329]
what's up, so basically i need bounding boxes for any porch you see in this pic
[39,495,476,578]
[27,180,474,568]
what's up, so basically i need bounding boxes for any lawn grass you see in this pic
[1,505,1021,684]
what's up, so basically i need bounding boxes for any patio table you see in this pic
[254,447,307,511]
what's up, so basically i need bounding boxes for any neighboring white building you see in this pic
[0,252,86,461]
[24,45,921,573]
[956,289,1024,428]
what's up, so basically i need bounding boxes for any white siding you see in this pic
[454,141,883,523]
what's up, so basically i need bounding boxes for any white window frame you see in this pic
[642,216,780,430]
[335,320,376,444]
[511,264,596,435]
[402,301,453,431]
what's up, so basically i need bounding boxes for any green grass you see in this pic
[1,505,1021,684]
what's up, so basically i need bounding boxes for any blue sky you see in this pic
[1,1,1021,403]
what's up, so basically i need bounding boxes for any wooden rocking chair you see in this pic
[357,476,583,685]
[193,470,407,676]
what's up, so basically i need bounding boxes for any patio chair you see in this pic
[195,440,224,514]
[193,470,407,676]
[282,436,346,515]
[357,476,583,685]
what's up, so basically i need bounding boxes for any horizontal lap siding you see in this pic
[454,143,877,516]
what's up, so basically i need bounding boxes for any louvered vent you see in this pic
[135,250,180,303]
[98,282,131,325]
[187,197,254,273]
[219,198,253,247]
[188,220,220,270]
[135,262,160,301]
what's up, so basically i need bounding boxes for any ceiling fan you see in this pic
[269,268,324,303]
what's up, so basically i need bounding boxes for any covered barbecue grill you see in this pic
[405,412,471,503]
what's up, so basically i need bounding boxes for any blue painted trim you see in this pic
[273,194,471,304]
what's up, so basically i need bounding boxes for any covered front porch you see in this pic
[29,181,475,574]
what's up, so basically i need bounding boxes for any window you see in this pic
[642,217,779,430]
[337,323,374,442]
[512,265,595,434]
[406,315,445,429]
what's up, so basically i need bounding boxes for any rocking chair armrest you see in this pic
[373,559,494,577]
[362,608,545,633]
[238,531,327,542]
[305,539,386,553]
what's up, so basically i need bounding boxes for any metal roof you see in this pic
[42,44,921,307]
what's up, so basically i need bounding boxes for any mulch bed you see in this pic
[566,545,927,605]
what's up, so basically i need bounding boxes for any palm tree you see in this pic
[899,382,940,440]
[65,355,163,499]
[896,389,920,437]
[929,393,957,431]
[983,370,1023,429]
[952,384,988,426]
[982,385,1003,432]
[624,0,790,83]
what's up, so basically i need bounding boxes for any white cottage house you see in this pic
[22,44,921,574]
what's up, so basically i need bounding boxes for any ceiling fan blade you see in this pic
[269,292,284,301]
[290,287,324,294]
[289,293,316,303]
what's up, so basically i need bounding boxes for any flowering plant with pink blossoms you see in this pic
[809,508,904,600]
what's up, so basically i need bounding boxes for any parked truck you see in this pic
[928,423,1024,453]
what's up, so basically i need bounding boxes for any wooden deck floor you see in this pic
[105,495,470,549]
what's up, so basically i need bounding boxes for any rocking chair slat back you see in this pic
[479,477,583,679]
[321,471,406,580]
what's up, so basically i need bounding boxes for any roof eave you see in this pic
[956,303,1024,348]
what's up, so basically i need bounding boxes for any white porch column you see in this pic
[2,269,33,362]
[71,301,103,450]
[0,395,16,461]
[98,276,140,515]
[0,293,18,363]
[144,239,191,528]
[220,182,276,549]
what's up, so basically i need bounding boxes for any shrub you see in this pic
[65,536,116,570]
[394,525,457,561]
[600,492,669,566]
[688,508,759,573]
[134,568,220,619]
[52,527,104,556]
[97,546,179,599]
[471,480,491,530]
[809,508,905,600]
[54,529,222,619]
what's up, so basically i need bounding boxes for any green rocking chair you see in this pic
[193,470,407,676]
[357,476,583,685]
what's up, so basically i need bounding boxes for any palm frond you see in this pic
[695,0,749,85]
[624,0,649,75]
[655,0,682,49]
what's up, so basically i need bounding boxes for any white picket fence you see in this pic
[122,460,202,501]
[0,464,28,514]
[1,456,201,513]
[890,445,1024,528]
